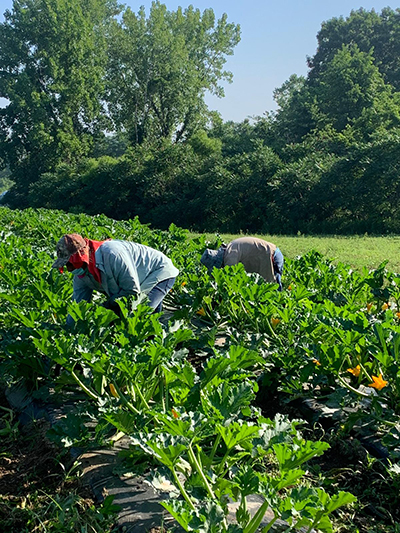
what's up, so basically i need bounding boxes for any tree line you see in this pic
[1,2,400,234]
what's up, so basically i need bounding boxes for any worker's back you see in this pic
[223,237,276,282]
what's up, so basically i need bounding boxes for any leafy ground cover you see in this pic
[0,207,400,532]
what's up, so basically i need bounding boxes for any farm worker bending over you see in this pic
[52,234,179,325]
[200,237,284,291]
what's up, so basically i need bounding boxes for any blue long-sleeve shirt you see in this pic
[71,240,179,305]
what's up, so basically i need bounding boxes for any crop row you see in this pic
[0,208,399,531]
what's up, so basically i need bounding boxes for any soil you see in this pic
[0,418,64,495]
[313,437,400,531]
[0,388,114,533]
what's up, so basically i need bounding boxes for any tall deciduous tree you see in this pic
[105,1,240,145]
[316,44,400,134]
[308,7,400,91]
[265,9,400,150]
[268,74,317,149]
[0,0,119,203]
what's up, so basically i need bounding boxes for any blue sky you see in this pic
[0,0,397,122]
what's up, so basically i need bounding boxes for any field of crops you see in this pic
[1,208,400,533]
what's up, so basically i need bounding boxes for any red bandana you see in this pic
[68,238,109,283]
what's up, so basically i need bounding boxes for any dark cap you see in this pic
[52,234,87,269]
[200,246,225,272]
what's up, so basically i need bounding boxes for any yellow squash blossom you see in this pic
[171,408,179,419]
[366,302,373,312]
[271,317,280,328]
[368,374,388,391]
[109,384,119,398]
[382,302,389,311]
[288,285,292,291]
[347,365,361,377]
[312,359,322,366]
[181,281,187,286]
[197,307,206,316]
[396,312,400,319]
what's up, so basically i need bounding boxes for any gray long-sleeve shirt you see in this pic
[72,240,179,304]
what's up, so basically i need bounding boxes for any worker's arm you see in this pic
[105,248,139,301]
[72,276,94,303]
[66,276,94,327]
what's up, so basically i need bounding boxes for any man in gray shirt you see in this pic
[200,237,284,290]
[52,233,179,323]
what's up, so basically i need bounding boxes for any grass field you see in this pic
[196,233,400,273]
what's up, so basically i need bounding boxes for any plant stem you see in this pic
[70,369,99,401]
[94,331,111,352]
[171,467,195,511]
[370,412,398,427]
[261,515,278,533]
[128,383,136,402]
[133,382,150,410]
[216,448,231,476]
[188,444,216,499]
[113,382,141,415]
[209,434,221,464]
[243,500,270,533]
[264,316,284,346]
[188,443,229,529]
[160,371,166,413]
[165,376,170,413]
[307,510,324,533]
[336,374,370,397]
[239,494,248,524]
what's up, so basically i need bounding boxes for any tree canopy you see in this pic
[0,0,240,205]
[105,1,240,145]
[0,0,120,203]
[3,4,400,235]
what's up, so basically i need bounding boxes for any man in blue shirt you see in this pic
[52,234,179,321]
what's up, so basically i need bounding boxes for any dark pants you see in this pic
[147,277,176,313]
[273,248,284,291]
